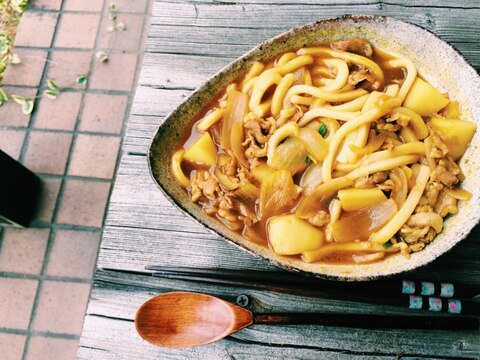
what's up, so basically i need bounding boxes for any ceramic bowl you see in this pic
[148,15,480,280]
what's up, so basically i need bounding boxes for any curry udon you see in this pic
[171,38,476,265]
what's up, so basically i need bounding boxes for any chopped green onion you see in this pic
[383,240,393,249]
[319,124,328,137]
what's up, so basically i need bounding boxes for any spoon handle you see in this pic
[254,313,479,330]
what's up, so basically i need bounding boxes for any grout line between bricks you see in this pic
[12,44,143,53]
[0,326,81,340]
[27,7,147,15]
[0,271,95,283]
[16,222,105,232]
[0,126,126,138]
[1,84,134,95]
[35,174,114,182]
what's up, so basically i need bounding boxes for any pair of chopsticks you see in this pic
[145,266,480,317]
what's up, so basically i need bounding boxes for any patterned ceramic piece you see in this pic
[148,15,480,280]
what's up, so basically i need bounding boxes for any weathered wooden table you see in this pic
[77,1,480,358]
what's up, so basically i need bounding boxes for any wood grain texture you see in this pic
[149,2,480,52]
[78,270,479,359]
[78,0,480,358]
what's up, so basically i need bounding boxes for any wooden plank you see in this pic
[101,154,480,284]
[138,53,233,88]
[147,25,285,47]
[77,270,480,359]
[100,218,480,283]
[99,226,277,272]
[130,86,192,117]
[163,0,480,7]
[146,38,253,59]
[123,115,163,154]
[145,2,480,71]
[80,315,448,360]
[145,36,480,72]
[149,1,480,44]
[384,0,480,7]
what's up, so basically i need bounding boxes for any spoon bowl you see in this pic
[135,292,252,348]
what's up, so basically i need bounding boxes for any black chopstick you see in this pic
[145,266,480,299]
[146,266,480,317]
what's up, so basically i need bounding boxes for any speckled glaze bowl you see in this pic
[148,15,480,280]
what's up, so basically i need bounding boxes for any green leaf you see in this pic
[107,25,115,32]
[47,79,60,93]
[319,124,328,137]
[12,0,28,13]
[22,99,34,115]
[108,3,117,19]
[76,74,87,85]
[383,240,393,249]
[43,89,58,99]
[0,88,8,105]
[0,33,13,55]
[0,61,6,75]
[305,155,313,165]
[115,22,126,31]
[11,94,25,104]
[10,53,21,65]
[95,51,109,63]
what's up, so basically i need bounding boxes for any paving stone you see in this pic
[23,131,73,175]
[0,228,49,275]
[0,278,38,329]
[69,134,120,179]
[47,229,100,279]
[14,11,58,48]
[35,92,82,130]
[57,179,110,227]
[55,13,100,49]
[2,49,48,87]
[32,281,91,335]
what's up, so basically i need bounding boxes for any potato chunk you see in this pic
[338,188,387,212]
[251,163,274,183]
[183,132,217,166]
[268,214,324,255]
[429,116,477,160]
[403,77,449,116]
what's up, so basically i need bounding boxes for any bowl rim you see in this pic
[147,14,480,281]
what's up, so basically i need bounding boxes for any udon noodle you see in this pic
[171,38,476,265]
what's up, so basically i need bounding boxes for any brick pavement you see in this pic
[0,0,150,358]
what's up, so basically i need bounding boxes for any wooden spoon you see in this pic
[135,292,479,348]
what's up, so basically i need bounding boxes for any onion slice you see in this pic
[390,167,408,208]
[333,199,398,242]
